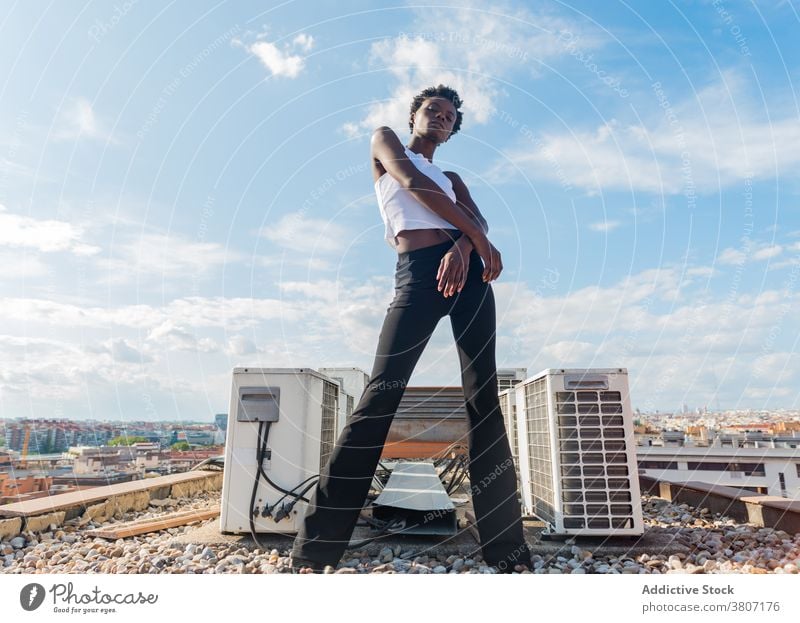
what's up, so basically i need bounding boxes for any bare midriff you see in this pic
[393,228,462,253]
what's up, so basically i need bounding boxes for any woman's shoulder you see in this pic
[371,125,399,139]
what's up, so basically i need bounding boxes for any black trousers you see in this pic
[291,234,531,571]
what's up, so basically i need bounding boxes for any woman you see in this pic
[290,84,531,574]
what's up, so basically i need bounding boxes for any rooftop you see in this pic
[0,471,798,574]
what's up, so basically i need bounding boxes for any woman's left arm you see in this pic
[437,171,490,297]
[443,171,489,235]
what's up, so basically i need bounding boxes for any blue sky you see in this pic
[1,0,799,420]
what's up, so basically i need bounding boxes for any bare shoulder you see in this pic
[370,126,401,148]
[369,127,418,187]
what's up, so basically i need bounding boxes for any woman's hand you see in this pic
[437,237,472,297]
[468,231,503,282]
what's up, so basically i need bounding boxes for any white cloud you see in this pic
[768,257,800,271]
[292,33,314,52]
[490,68,800,194]
[0,157,38,183]
[2,256,800,415]
[686,266,715,278]
[258,254,333,272]
[344,2,601,137]
[237,31,315,78]
[589,219,621,232]
[97,231,244,285]
[0,296,301,332]
[752,244,782,261]
[260,212,351,254]
[53,97,119,143]
[146,321,220,354]
[541,339,596,363]
[108,338,154,363]
[226,335,258,357]
[717,247,747,266]
[487,119,666,194]
[0,204,101,256]
[717,241,786,266]
[0,250,50,279]
[491,265,800,410]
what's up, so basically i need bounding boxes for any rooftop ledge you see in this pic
[0,470,221,539]
[639,475,800,534]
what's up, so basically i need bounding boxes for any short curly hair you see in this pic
[408,84,464,138]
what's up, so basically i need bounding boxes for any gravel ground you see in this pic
[1,493,798,574]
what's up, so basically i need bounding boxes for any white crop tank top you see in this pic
[374,146,458,249]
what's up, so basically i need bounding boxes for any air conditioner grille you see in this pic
[525,378,554,525]
[556,380,635,526]
[320,381,337,471]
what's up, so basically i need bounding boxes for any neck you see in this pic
[405,135,439,162]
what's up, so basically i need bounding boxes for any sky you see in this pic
[0,0,799,421]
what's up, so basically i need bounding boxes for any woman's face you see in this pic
[412,96,457,144]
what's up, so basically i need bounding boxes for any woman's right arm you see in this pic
[370,127,502,282]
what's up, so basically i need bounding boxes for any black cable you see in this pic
[256,421,313,503]
[447,469,469,494]
[249,420,310,545]
[445,455,470,494]
[443,454,468,492]
[268,474,319,511]
[437,455,459,481]
[345,517,418,549]
[248,421,427,547]
[271,478,321,521]
[248,421,271,549]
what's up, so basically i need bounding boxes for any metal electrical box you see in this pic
[220,368,339,535]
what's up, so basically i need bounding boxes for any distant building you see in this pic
[4,422,60,452]
[214,413,227,431]
[72,448,125,475]
[214,413,228,444]
[4,419,108,453]
[0,472,54,504]
[637,446,800,498]
[135,450,169,472]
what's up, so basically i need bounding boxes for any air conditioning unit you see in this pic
[497,367,527,392]
[498,386,520,481]
[317,367,368,434]
[220,368,338,534]
[514,368,643,536]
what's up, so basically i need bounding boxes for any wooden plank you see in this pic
[0,471,218,518]
[381,440,463,459]
[86,506,220,539]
